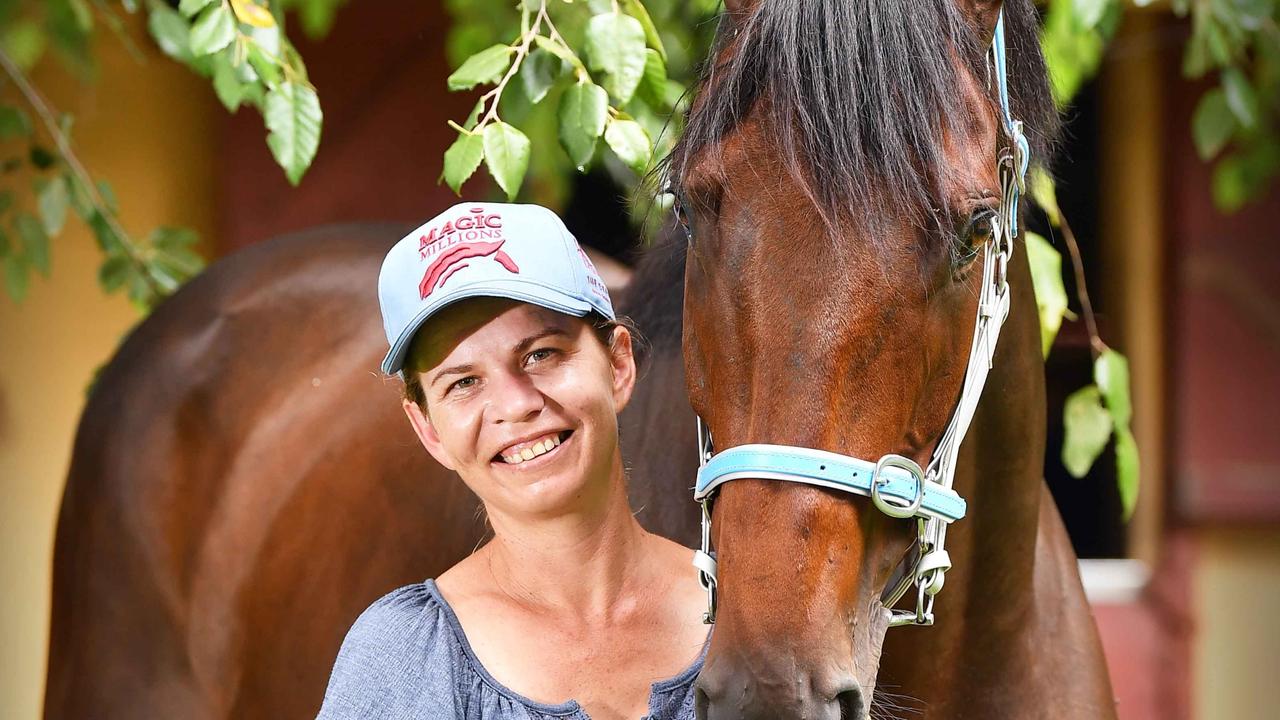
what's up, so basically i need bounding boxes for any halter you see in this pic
[686,12,1030,627]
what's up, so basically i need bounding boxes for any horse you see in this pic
[42,222,699,718]
[667,0,1116,717]
[44,1,1117,719]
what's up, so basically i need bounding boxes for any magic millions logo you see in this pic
[417,207,520,299]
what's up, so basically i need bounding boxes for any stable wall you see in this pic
[0,19,217,719]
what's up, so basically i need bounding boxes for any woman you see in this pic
[317,202,708,720]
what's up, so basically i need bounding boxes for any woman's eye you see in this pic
[448,376,478,394]
[525,348,556,365]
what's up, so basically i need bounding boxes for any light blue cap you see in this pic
[378,202,616,376]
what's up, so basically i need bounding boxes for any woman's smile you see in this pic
[492,429,574,469]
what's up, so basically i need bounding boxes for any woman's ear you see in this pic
[402,398,456,471]
[608,325,637,412]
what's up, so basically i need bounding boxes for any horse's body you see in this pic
[43,225,697,718]
[47,0,1117,717]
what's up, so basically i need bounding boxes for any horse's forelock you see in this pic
[668,0,1058,249]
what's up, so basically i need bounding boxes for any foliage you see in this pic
[439,0,720,208]
[1028,166,1140,519]
[0,0,335,309]
[1040,0,1280,212]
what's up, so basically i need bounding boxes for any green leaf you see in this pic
[559,82,608,170]
[442,131,485,194]
[1192,88,1235,160]
[15,212,50,277]
[1029,168,1061,227]
[0,107,32,139]
[1072,0,1110,29]
[147,3,193,62]
[463,99,484,131]
[97,180,119,214]
[265,82,323,185]
[1025,231,1068,357]
[150,228,205,279]
[296,0,341,38]
[151,226,199,250]
[1115,427,1140,521]
[636,49,669,108]
[30,146,56,169]
[87,211,121,253]
[520,48,559,104]
[1220,67,1259,128]
[247,42,282,88]
[604,117,651,174]
[585,12,648,104]
[533,35,584,73]
[1094,348,1132,428]
[482,121,531,201]
[447,44,514,91]
[178,0,215,17]
[38,176,69,236]
[0,19,47,70]
[1062,384,1113,478]
[189,5,236,57]
[98,254,132,292]
[1212,153,1249,212]
[621,0,667,61]
[66,0,92,30]
[212,52,247,110]
[0,191,12,216]
[4,253,29,302]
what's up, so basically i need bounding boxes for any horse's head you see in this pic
[670,1,1055,717]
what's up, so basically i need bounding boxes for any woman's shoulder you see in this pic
[316,580,467,718]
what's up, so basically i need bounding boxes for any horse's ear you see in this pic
[957,0,1003,45]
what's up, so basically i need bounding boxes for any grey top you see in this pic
[316,580,705,720]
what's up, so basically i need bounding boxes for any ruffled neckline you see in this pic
[424,579,707,718]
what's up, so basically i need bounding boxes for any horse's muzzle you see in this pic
[694,673,866,720]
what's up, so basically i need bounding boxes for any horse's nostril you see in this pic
[694,686,710,720]
[836,687,866,720]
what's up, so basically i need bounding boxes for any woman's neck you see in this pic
[482,456,656,620]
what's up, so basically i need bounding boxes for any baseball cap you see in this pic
[378,202,616,376]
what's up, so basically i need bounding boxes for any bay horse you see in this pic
[668,0,1116,717]
[44,2,1115,719]
[43,223,698,718]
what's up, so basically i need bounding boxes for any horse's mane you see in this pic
[667,0,1058,242]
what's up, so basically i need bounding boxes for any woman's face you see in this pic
[401,298,636,521]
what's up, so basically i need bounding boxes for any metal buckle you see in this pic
[871,454,926,519]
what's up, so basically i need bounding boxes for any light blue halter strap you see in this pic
[695,444,967,523]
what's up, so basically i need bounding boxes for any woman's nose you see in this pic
[488,371,545,423]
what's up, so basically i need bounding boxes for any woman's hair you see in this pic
[401,311,646,410]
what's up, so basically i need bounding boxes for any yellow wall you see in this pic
[0,21,217,719]
[1194,527,1280,720]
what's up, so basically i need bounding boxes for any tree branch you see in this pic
[1057,211,1107,357]
[0,48,162,300]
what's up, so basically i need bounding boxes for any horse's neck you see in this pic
[879,248,1118,718]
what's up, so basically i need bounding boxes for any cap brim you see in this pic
[381,278,595,376]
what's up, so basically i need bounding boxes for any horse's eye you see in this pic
[952,209,996,268]
[672,191,695,244]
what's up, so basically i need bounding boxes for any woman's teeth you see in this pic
[500,434,563,465]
